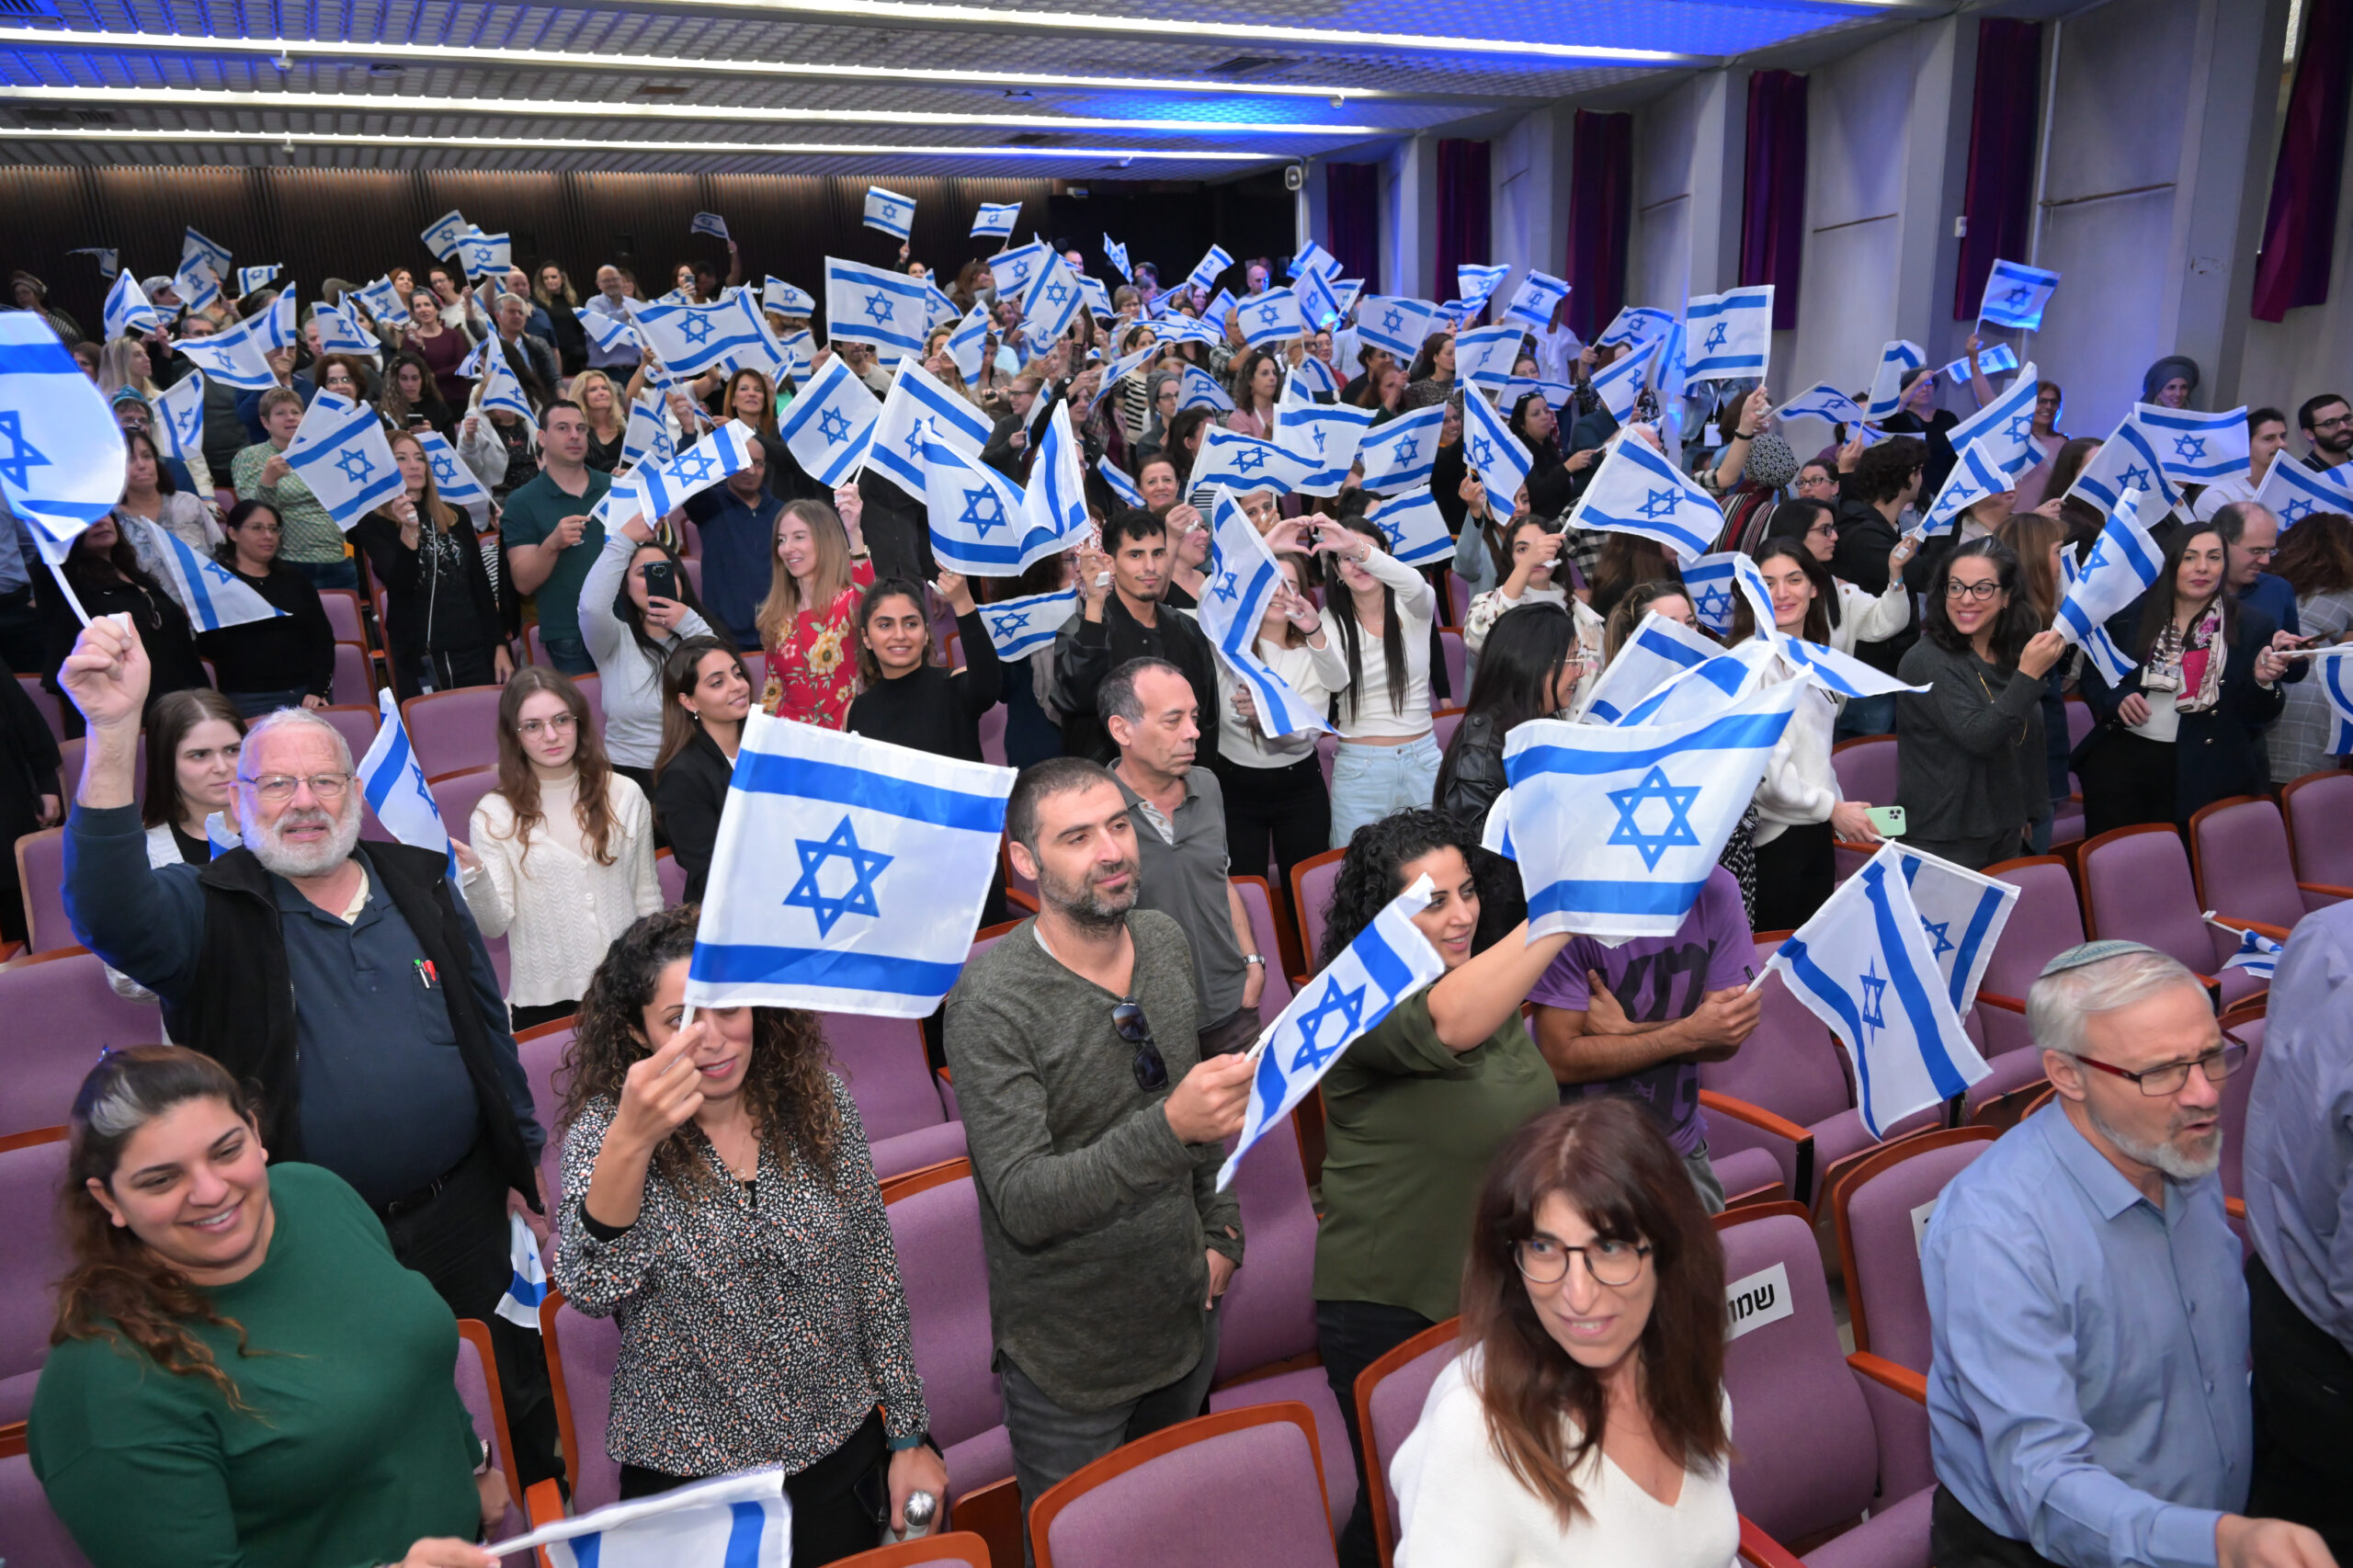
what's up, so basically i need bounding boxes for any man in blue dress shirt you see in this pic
[1923,940,2335,1568]
[2242,902,2353,1560]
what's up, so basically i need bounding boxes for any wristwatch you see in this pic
[1242,953,1265,968]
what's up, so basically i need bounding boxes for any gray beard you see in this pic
[1040,862,1138,935]
[245,803,364,880]
[2084,1094,2223,1183]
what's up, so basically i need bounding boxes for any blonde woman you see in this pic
[573,368,630,472]
[755,494,872,729]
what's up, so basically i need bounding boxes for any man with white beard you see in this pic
[55,615,558,1487]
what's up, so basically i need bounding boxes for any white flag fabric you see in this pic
[493,1468,789,1568]
[1274,400,1373,495]
[472,340,534,424]
[412,428,491,511]
[1356,404,1446,494]
[1567,431,1723,562]
[1202,289,1237,331]
[458,231,511,281]
[1502,269,1571,331]
[922,434,1064,578]
[926,275,966,329]
[2253,453,2353,528]
[2206,918,2284,980]
[1103,234,1132,282]
[1684,287,1772,381]
[1771,382,1870,428]
[180,224,233,279]
[1152,313,1222,350]
[2053,489,2165,683]
[1289,353,1341,401]
[1176,365,1235,413]
[576,305,642,360]
[1598,305,1676,349]
[152,369,208,463]
[2315,649,2353,756]
[494,1210,549,1332]
[66,246,119,278]
[1602,645,1765,730]
[104,272,160,340]
[620,391,676,472]
[309,303,379,358]
[0,317,129,543]
[1461,381,1534,503]
[236,265,280,297]
[1578,611,1725,724]
[868,358,993,497]
[355,275,411,329]
[1191,427,1311,496]
[358,688,455,869]
[988,238,1049,301]
[1456,264,1510,312]
[980,587,1079,662]
[1184,244,1234,297]
[1889,843,2018,1017]
[824,257,930,364]
[689,210,730,242]
[1026,401,1090,549]
[863,186,915,240]
[1455,324,1523,394]
[1504,679,1805,940]
[628,292,778,380]
[134,517,284,631]
[173,253,222,317]
[1769,635,1929,702]
[1288,240,1341,283]
[1097,456,1145,508]
[972,201,1021,240]
[256,288,299,356]
[419,210,471,262]
[1863,340,1926,423]
[776,354,881,488]
[1021,252,1086,347]
[1587,344,1653,423]
[1767,844,1992,1137]
[2138,403,2251,485]
[1237,288,1303,348]
[1295,268,1346,333]
[1680,551,1775,637]
[283,392,403,530]
[1940,343,2019,382]
[2066,411,2183,516]
[1217,873,1445,1191]
[172,317,276,391]
[685,717,1014,1017]
[1195,488,1335,740]
[1355,296,1440,362]
[1977,258,2061,332]
[762,278,816,318]
[1915,439,2018,538]
[1364,486,1454,568]
[1942,358,2043,476]
[602,422,758,528]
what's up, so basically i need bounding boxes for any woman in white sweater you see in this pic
[1211,539,1348,892]
[1462,513,1605,713]
[457,667,662,1030]
[579,512,716,795]
[1392,1098,1736,1568]
[1763,499,1911,657]
[1322,516,1441,848]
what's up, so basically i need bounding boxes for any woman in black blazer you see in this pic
[651,635,754,903]
[2073,520,2293,838]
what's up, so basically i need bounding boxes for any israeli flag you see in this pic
[152,369,207,463]
[777,354,881,488]
[1944,358,2043,476]
[1097,456,1145,509]
[1356,403,1445,494]
[2252,451,2353,528]
[1216,871,1445,1192]
[1330,278,1365,319]
[863,186,915,240]
[1196,489,1335,740]
[972,201,1022,240]
[459,231,511,281]
[492,1468,789,1568]
[179,224,233,279]
[1153,313,1222,350]
[1504,678,1804,940]
[1598,305,1676,349]
[1022,252,1087,347]
[1237,287,1303,347]
[2053,489,2164,683]
[1684,287,1772,382]
[1770,635,1928,702]
[575,305,642,361]
[1862,340,1926,423]
[1461,381,1534,504]
[1456,264,1511,313]
[1363,485,1453,567]
[1892,844,2018,1016]
[139,519,284,631]
[412,428,490,511]
[472,339,535,423]
[235,265,279,297]
[689,210,731,242]
[2066,412,2183,516]
[605,422,758,528]
[1289,241,1342,282]
[2139,403,2251,484]
[104,272,160,340]
[825,256,930,364]
[1768,846,1991,1137]
[1295,268,1345,333]
[685,716,1013,1017]
[1356,296,1440,362]
[1456,324,1523,393]
[2317,649,2353,756]
[66,246,119,278]
[988,238,1049,301]
[1646,320,1688,406]
[1588,344,1653,423]
[173,253,222,317]
[173,317,276,391]
[629,292,775,379]
[1681,551,1774,637]
[494,1210,549,1332]
[979,587,1079,662]
[310,303,379,358]
[1185,244,1234,297]
[355,275,411,329]
[1176,365,1235,413]
[1569,432,1725,565]
[922,435,1062,577]
[254,287,299,357]
[1977,259,2061,332]
[2205,917,2284,980]
[620,392,676,472]
[762,278,816,318]
[283,392,403,530]
[419,210,471,263]
[1603,645,1763,730]
[1941,342,2019,382]
[358,688,455,870]
[1192,427,1309,496]
[203,811,240,855]
[1026,401,1090,546]
[0,318,127,541]
[1289,353,1340,401]
[1915,439,2018,537]
[1275,400,1374,495]
[940,276,983,329]
[1202,289,1238,332]
[869,357,992,497]
[1578,611,1723,724]
[1501,268,1571,331]
[1101,234,1132,283]
[1772,382,1870,429]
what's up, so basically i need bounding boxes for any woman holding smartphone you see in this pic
[580,514,717,799]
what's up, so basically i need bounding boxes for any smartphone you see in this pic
[642,561,682,604]
[1866,805,1907,838]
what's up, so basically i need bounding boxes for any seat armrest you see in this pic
[1699,1090,1816,1210]
[1849,1351,1928,1405]
[1737,1516,1809,1568]
[1976,989,2025,1014]
[2215,914,2292,943]
[524,1477,567,1568]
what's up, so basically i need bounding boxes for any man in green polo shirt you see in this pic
[501,401,609,675]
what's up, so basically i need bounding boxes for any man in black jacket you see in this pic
[56,618,560,1484]
[1051,508,1222,768]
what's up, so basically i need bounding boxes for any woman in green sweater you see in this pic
[30,1047,504,1568]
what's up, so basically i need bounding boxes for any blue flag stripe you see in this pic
[1530,876,1715,918]
[1862,863,1971,1100]
[732,750,1007,833]
[361,721,415,816]
[0,341,82,376]
[1948,886,2007,1012]
[689,942,967,996]
[1512,709,1789,777]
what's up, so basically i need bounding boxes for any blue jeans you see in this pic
[1327,732,1441,849]
[540,633,594,676]
[291,557,358,592]
[1835,691,1896,739]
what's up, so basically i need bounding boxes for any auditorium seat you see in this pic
[1962,856,2084,1120]
[2078,826,2264,1007]
[1,1129,71,1426]
[1436,629,1464,708]
[2216,1001,2265,1207]
[53,737,145,807]
[13,828,74,957]
[2282,770,2353,888]
[16,674,63,742]
[1829,1129,1998,1375]
[2188,794,2349,930]
[539,1291,623,1511]
[1830,737,1897,884]
[655,846,687,907]
[452,1319,526,1536]
[403,687,506,779]
[1230,876,1292,1024]
[679,556,703,598]
[978,702,1006,767]
[1354,1316,1459,1567]
[1430,705,1464,756]
[1029,1403,1336,1568]
[834,1535,993,1567]
[1286,848,1345,984]
[429,767,500,846]
[319,702,380,761]
[329,641,373,705]
[0,949,165,1136]
[824,1013,952,1142]
[317,587,367,646]
[514,1018,574,1207]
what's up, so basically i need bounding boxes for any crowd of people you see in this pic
[6,223,2353,1568]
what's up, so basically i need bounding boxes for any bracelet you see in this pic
[1734,428,1757,440]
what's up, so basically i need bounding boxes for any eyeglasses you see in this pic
[1514,1235,1652,1287]
[2242,545,2279,562]
[234,521,283,537]
[2311,413,2351,433]
[2069,1037,2247,1096]
[242,771,352,802]
[517,713,578,738]
[1110,998,1169,1092]
[1945,580,2003,602]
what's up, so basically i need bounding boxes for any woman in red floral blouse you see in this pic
[756,488,873,728]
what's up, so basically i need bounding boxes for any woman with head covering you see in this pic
[10,270,85,343]
[2143,356,2200,410]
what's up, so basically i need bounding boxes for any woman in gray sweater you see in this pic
[1894,537,2068,870]
[580,511,715,798]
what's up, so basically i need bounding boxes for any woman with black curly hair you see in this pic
[1309,807,1573,1568]
[549,906,947,1563]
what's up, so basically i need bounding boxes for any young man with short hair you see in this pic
[1050,508,1221,767]
[502,401,610,675]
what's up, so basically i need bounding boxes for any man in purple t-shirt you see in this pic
[1528,865,1762,1210]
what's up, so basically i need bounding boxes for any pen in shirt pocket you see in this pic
[415,959,438,991]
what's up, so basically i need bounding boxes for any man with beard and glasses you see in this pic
[54,617,561,1491]
[943,756,1255,1547]
[1921,941,2332,1568]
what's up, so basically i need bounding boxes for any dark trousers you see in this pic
[1752,820,1835,933]
[510,999,577,1033]
[378,1140,563,1490]
[2249,1255,2353,1558]
[0,585,45,674]
[1212,754,1330,897]
[1930,1486,2057,1567]
[1317,1299,1435,1568]
[397,643,502,703]
[620,1409,888,1567]
[2076,730,2178,841]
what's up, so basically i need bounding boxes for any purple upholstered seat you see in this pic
[2192,795,2347,929]
[0,950,165,1137]
[2284,772,2353,889]
[1832,1131,1998,1374]
[543,1293,624,1511]
[885,1170,1015,1513]
[403,687,507,779]
[1032,1403,1335,1568]
[0,1134,72,1426]
[1358,1320,1460,1562]
[2080,826,2262,1006]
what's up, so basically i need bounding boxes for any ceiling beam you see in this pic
[0,126,1290,165]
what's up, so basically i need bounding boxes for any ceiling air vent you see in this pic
[20,107,117,125]
[1006,131,1063,146]
[633,84,691,97]
[1204,55,1287,76]
[0,0,65,18]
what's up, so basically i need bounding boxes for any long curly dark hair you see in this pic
[1320,806,1506,966]
[559,906,842,1190]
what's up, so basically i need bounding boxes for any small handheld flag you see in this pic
[1771,383,1870,429]
[1355,295,1440,362]
[236,265,280,297]
[134,517,285,631]
[172,252,222,317]
[152,370,207,463]
[988,238,1048,301]
[1915,439,2018,538]
[1021,252,1086,346]
[1977,259,2061,332]
[2138,403,2251,485]
[171,317,276,391]
[1237,288,1303,347]
[1103,234,1132,283]
[1597,306,1675,349]
[824,256,930,364]
[411,428,491,512]
[1570,431,1726,563]
[104,272,160,340]
[491,1468,789,1568]
[66,246,119,278]
[2065,411,2183,516]
[1684,286,1772,382]
[355,276,411,329]
[1461,381,1534,503]
[1195,488,1336,740]
[1362,485,1454,568]
[309,303,379,358]
[980,587,1080,662]
[1456,263,1511,313]
[1273,400,1373,495]
[689,210,731,242]
[777,354,881,488]
[762,278,816,318]
[2201,916,2283,980]
[1942,358,2043,476]
[180,225,233,280]
[1680,551,1775,637]
[1454,324,1523,393]
[2053,489,2165,684]
[420,210,471,262]
[2252,452,2353,528]
[458,231,511,281]
[358,688,455,869]
[1356,404,1446,495]
[602,421,758,528]
[864,186,915,240]
[620,391,676,472]
[2310,647,2353,756]
[1940,342,2019,382]
[922,434,1063,577]
[1176,364,1235,414]
[1578,611,1724,724]
[1587,344,1652,423]
[0,316,129,548]
[1891,844,2019,1016]
[1097,455,1145,508]
[1191,427,1310,496]
[494,1210,549,1331]
[1862,340,1926,423]
[868,358,993,497]
[1502,269,1571,331]
[282,391,403,530]
[972,202,1022,241]
[1184,244,1234,297]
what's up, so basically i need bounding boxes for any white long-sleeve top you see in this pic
[579,532,713,768]
[1215,627,1350,767]
[1749,646,1844,845]
[1827,578,1909,657]
[1333,545,1438,740]
[460,772,663,1006]
[1462,583,1606,714]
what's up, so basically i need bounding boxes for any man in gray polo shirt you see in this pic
[1102,657,1267,1059]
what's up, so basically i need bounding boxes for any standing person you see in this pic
[1049,509,1222,766]
[1996,510,2075,851]
[533,263,587,374]
[1207,542,1344,897]
[2011,381,2072,512]
[1225,348,1282,438]
[404,291,476,409]
[651,636,753,904]
[845,572,1002,763]
[231,387,357,592]
[1462,513,1604,705]
[200,500,337,719]
[683,443,786,653]
[2192,410,2293,523]
[112,428,222,561]
[1831,436,1927,717]
[1323,515,1442,847]
[350,433,513,702]
[944,758,1255,1538]
[583,266,642,378]
[2143,356,2200,410]
[2215,502,2302,637]
[2074,523,2291,838]
[756,494,872,729]
[503,403,611,678]
[457,669,660,1032]
[1311,808,1572,1568]
[570,369,629,472]
[38,511,210,736]
[1921,941,2329,1568]
[1761,497,1913,657]
[2266,513,2353,785]
[29,1047,505,1568]
[105,689,247,1001]
[550,907,947,1560]
[1101,659,1267,1060]
[1895,538,2067,870]
[578,514,713,797]
[1880,342,1994,497]
[377,351,459,443]
[1436,601,1585,845]
[2296,393,2351,473]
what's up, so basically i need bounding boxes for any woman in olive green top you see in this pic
[1312,807,1572,1568]
[30,1047,503,1568]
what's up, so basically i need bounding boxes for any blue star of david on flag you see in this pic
[334,448,375,485]
[1290,979,1368,1074]
[1703,322,1729,350]
[1469,436,1496,469]
[819,408,852,443]
[988,608,1029,637]
[1394,436,1418,464]
[1978,258,2060,331]
[2003,285,2031,307]
[1045,281,1071,307]
[2283,496,2315,523]
[1638,486,1680,520]
[1858,960,1889,1048]
[864,290,897,326]
[1691,581,1733,624]
[673,449,716,485]
[1606,765,1704,872]
[2121,464,2153,493]
[1211,569,1242,604]
[2006,414,2032,442]
[1381,306,1405,333]
[1234,446,1267,474]
[431,454,459,484]
[0,410,50,491]
[960,486,1006,537]
[680,313,716,346]
[2173,434,2206,462]
[783,816,894,937]
[1920,919,1956,960]
[978,585,1078,660]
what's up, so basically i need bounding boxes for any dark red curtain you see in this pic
[1952,17,2043,320]
[1432,139,1491,302]
[1740,70,1808,330]
[1565,110,1632,340]
[1324,161,1381,294]
[2252,0,2352,321]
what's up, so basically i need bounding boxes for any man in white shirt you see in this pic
[2192,408,2290,521]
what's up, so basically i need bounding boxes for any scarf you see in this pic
[2149,600,2227,714]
